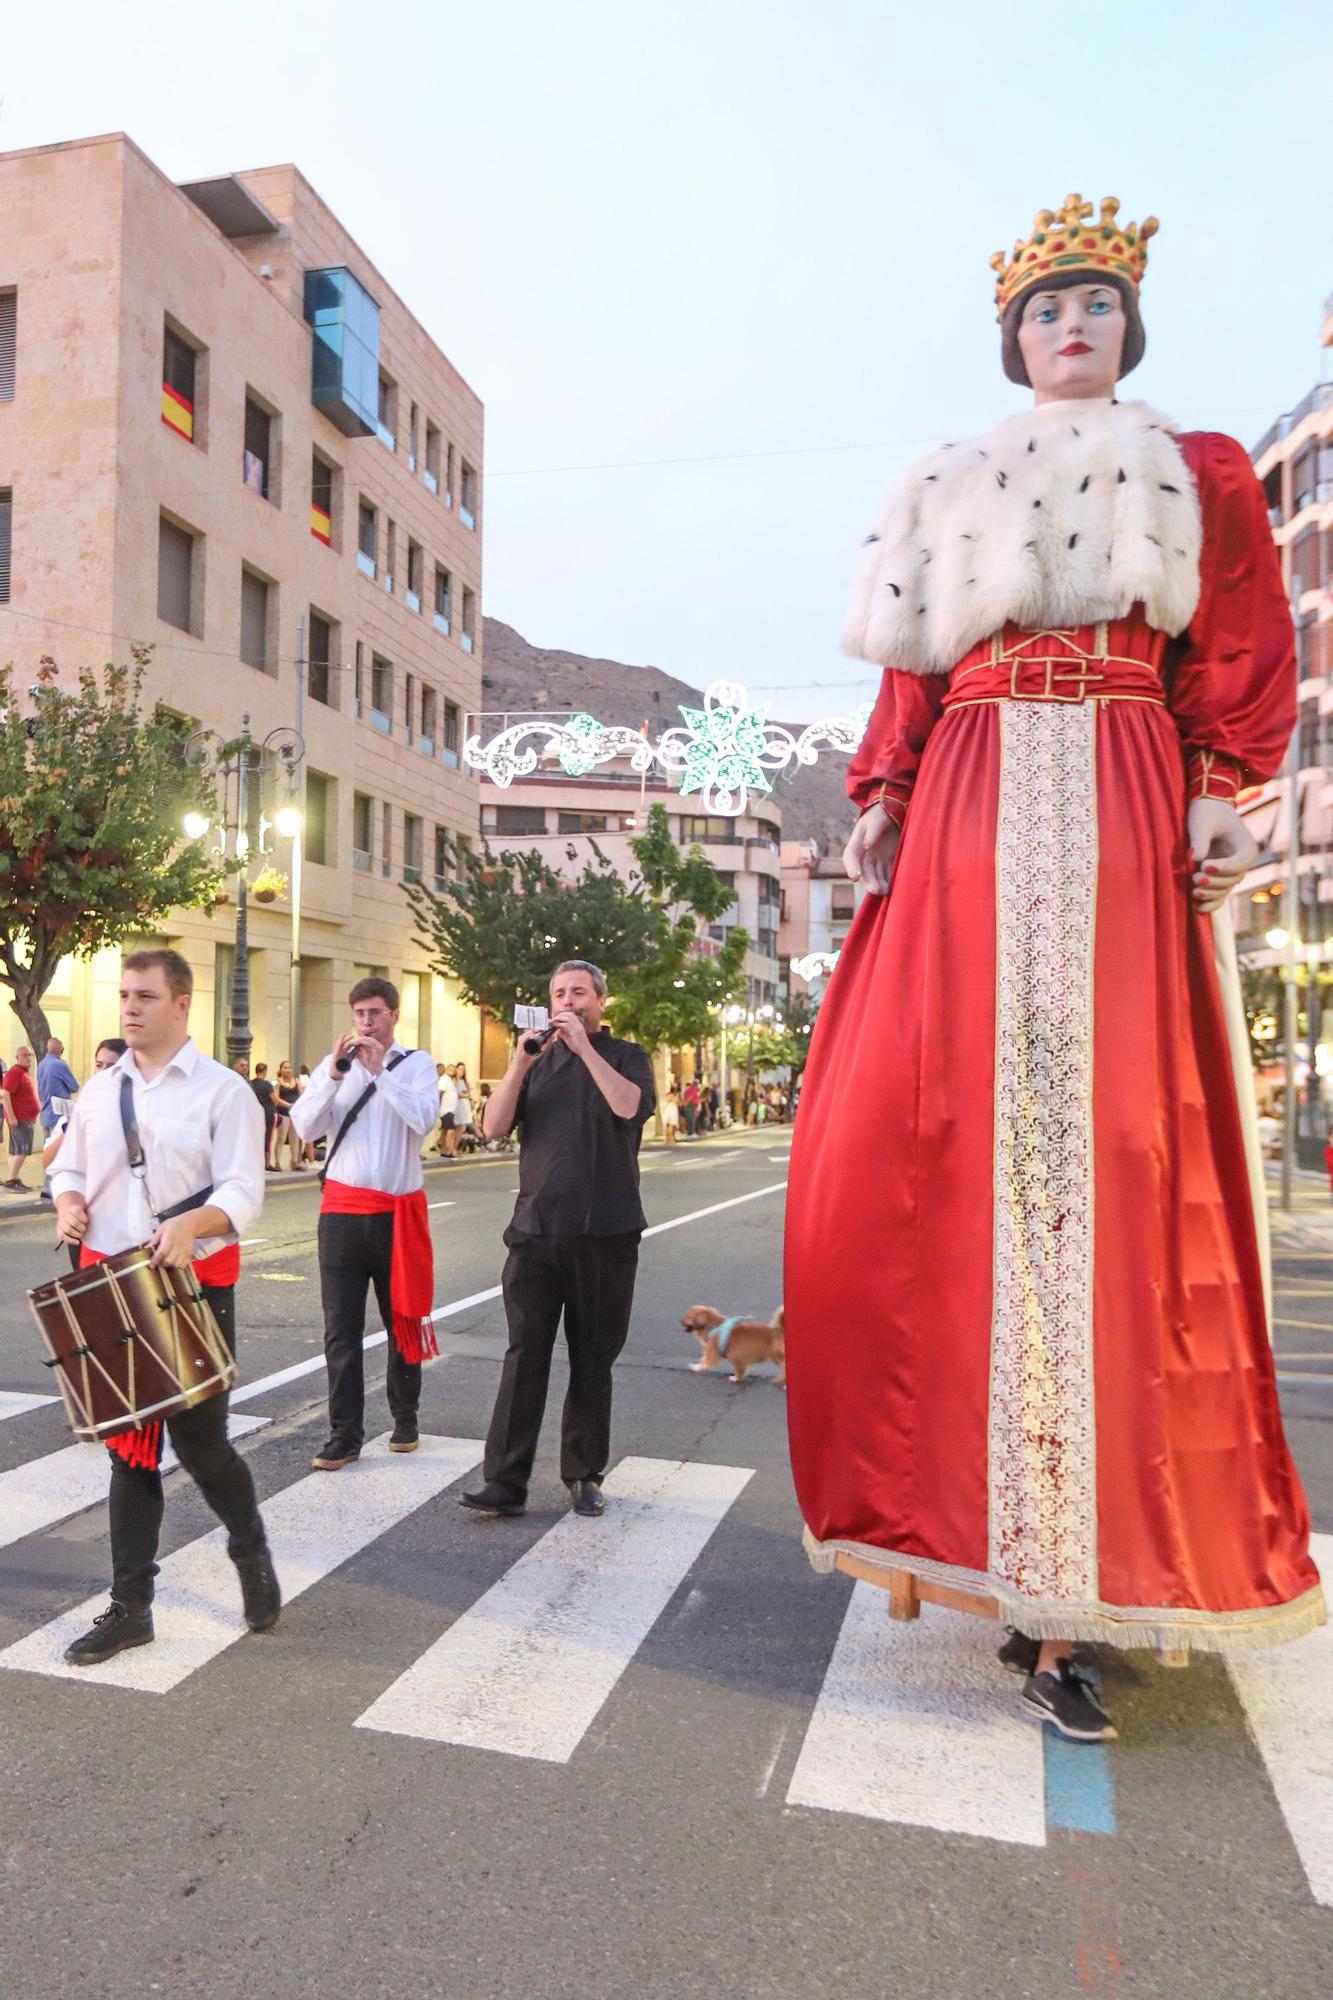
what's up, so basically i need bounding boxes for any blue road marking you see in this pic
[1043,1734,1117,1835]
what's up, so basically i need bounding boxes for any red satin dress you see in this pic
[785,432,1325,1652]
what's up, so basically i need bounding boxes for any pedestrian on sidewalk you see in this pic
[1,1045,40,1192]
[249,1062,278,1169]
[290,977,441,1469]
[436,1062,460,1157]
[43,1039,128,1263]
[681,1077,701,1138]
[662,1080,681,1144]
[274,1061,302,1170]
[461,959,656,1520]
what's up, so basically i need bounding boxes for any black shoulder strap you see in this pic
[318,1049,412,1185]
[119,1073,214,1223]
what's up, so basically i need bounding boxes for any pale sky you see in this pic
[4,1,1331,719]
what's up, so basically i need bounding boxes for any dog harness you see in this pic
[713,1316,742,1358]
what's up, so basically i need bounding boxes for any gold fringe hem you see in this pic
[803,1528,1328,1658]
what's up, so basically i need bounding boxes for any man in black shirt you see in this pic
[461,959,656,1518]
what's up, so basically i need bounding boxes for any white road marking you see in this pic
[0,1433,483,1693]
[230,1187,787,1406]
[0,1391,58,1421]
[786,1585,1047,1846]
[1228,1533,1333,1906]
[355,1455,752,1762]
[238,1238,267,1247]
[427,1201,457,1210]
[0,1415,269,1552]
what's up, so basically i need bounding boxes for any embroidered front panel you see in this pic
[989,700,1100,1604]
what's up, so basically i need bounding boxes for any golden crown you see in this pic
[990,194,1159,320]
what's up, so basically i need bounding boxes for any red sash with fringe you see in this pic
[320,1180,438,1364]
[81,1242,239,1472]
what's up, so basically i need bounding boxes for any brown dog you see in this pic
[682,1305,785,1385]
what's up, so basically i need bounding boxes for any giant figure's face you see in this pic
[1017,282,1125,403]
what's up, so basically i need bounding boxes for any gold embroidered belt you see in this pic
[943,628,1166,713]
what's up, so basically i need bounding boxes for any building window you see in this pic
[830,885,856,920]
[162,323,196,440]
[304,265,380,438]
[304,771,332,867]
[311,451,335,546]
[404,813,423,884]
[424,421,441,493]
[357,499,377,578]
[0,489,11,603]
[495,806,547,837]
[1292,446,1318,518]
[243,396,273,500]
[680,815,733,843]
[382,801,392,878]
[433,565,451,634]
[558,812,613,835]
[385,519,397,593]
[459,461,478,530]
[407,402,419,471]
[420,686,438,756]
[1292,529,1320,600]
[454,831,472,879]
[433,824,451,890]
[352,792,373,871]
[446,442,456,506]
[308,609,336,707]
[157,515,194,632]
[240,568,271,671]
[370,656,392,733]
[354,640,365,718]
[407,540,424,612]
[0,291,15,402]
[461,586,476,654]
[443,701,460,767]
[377,371,396,450]
[404,673,416,744]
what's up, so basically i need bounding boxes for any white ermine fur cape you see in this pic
[842,399,1203,677]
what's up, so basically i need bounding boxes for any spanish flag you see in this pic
[161,383,194,441]
[311,503,332,546]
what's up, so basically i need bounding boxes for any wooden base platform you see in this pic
[832,1551,1190,1665]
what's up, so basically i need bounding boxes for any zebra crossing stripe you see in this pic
[354,1455,753,1762]
[0,1391,59,1422]
[785,1583,1047,1846]
[0,1415,269,1552]
[1227,1533,1333,1907]
[0,1432,483,1693]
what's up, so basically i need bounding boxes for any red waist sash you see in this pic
[943,629,1166,713]
[320,1180,438,1364]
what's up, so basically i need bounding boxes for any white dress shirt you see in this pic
[50,1040,266,1259]
[289,1043,439,1194]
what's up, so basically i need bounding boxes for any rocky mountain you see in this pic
[480,619,858,853]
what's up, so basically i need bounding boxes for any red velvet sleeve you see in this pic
[1171,432,1296,802]
[846,669,950,825]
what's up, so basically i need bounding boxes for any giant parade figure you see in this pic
[784,195,1325,1743]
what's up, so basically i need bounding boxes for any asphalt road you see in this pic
[1,1133,1330,2000]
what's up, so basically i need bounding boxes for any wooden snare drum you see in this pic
[28,1248,236,1444]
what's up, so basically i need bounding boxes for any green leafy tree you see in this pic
[603,805,749,1051]
[406,832,664,1020]
[737,1022,802,1075]
[0,654,222,1048]
[783,989,822,1076]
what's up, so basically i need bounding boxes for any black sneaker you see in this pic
[458,1482,526,1516]
[388,1418,419,1454]
[567,1478,606,1517]
[997,1628,1041,1676]
[232,1544,281,1633]
[1020,1662,1118,1742]
[63,1601,154,1666]
[311,1437,360,1471]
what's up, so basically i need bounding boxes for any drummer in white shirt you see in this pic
[50,947,279,1666]
[289,976,441,1469]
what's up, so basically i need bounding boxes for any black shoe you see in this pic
[63,1601,154,1666]
[233,1544,281,1633]
[1020,1663,1118,1742]
[388,1418,419,1454]
[997,1628,1041,1676]
[567,1478,606,1517]
[311,1437,360,1471]
[458,1481,526,1516]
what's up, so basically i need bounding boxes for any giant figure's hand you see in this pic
[843,803,901,897]
[1188,798,1258,914]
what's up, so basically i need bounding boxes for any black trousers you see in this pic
[109,1286,267,1610]
[318,1209,421,1448]
[484,1232,640,1496]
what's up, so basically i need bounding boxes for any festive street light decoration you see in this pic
[790,951,841,983]
[464,680,872,817]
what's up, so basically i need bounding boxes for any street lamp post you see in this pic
[183,714,304,1068]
